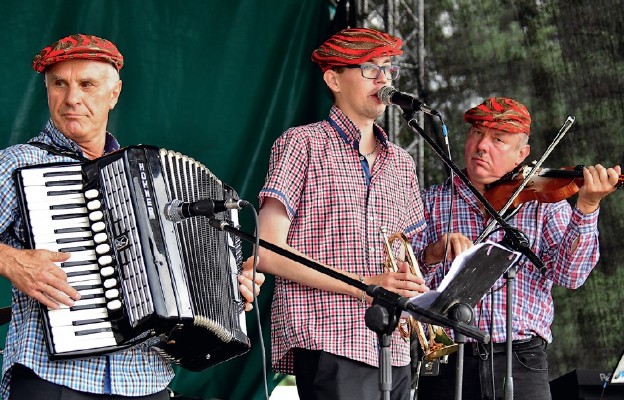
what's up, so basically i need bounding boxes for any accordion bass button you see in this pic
[94,233,108,244]
[100,266,115,277]
[87,200,102,210]
[103,278,117,289]
[105,289,119,299]
[92,222,106,232]
[89,211,104,221]
[107,300,122,310]
[98,255,113,266]
[96,244,110,254]
[85,189,99,199]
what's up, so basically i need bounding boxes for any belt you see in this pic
[471,336,545,357]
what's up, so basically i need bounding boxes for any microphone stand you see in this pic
[399,109,544,400]
[504,266,516,399]
[448,303,474,400]
[207,218,490,399]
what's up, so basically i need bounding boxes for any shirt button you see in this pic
[368,215,374,221]
[369,247,375,253]
[360,156,365,161]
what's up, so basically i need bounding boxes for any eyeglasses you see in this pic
[343,63,400,80]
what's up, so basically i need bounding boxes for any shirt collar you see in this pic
[328,105,389,152]
[43,119,120,157]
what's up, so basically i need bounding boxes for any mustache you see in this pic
[471,151,486,158]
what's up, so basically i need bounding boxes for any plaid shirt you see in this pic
[260,106,426,374]
[411,174,600,343]
[0,120,174,399]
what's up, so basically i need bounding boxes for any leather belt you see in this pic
[471,336,545,357]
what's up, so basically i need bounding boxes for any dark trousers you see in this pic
[292,348,411,400]
[9,364,170,400]
[417,337,551,400]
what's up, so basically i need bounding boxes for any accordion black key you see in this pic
[14,145,250,371]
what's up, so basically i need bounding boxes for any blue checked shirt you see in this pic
[0,120,174,398]
[260,106,426,374]
[411,174,600,344]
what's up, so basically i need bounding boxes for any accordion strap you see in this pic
[29,141,89,162]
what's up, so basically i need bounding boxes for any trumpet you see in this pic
[379,227,458,361]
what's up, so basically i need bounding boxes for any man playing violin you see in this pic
[411,97,620,400]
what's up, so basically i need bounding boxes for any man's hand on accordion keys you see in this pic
[240,256,265,311]
[0,245,81,309]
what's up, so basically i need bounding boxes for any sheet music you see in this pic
[404,241,521,318]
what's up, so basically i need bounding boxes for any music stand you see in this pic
[407,242,520,323]
[207,218,489,400]
[407,241,521,400]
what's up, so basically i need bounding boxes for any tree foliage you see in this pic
[371,0,624,378]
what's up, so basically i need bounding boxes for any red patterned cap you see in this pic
[311,28,403,72]
[464,97,531,135]
[32,34,123,73]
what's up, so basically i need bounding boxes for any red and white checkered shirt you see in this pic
[411,174,600,343]
[260,106,426,374]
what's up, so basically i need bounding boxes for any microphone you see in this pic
[164,198,250,223]
[377,86,439,116]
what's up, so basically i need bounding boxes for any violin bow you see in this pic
[475,115,576,244]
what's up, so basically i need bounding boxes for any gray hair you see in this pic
[44,62,120,89]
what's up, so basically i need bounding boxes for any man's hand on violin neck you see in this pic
[576,164,621,214]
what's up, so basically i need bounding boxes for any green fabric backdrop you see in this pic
[0,1,332,399]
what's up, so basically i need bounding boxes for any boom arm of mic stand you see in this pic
[210,218,489,343]
[401,110,544,272]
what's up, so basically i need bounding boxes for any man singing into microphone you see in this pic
[252,27,428,400]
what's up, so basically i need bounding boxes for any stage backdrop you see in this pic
[0,1,332,399]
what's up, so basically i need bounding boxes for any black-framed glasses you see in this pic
[343,63,400,80]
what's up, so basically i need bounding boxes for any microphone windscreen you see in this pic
[377,86,397,105]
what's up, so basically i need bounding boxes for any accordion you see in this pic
[14,145,250,371]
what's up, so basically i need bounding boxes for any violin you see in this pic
[483,164,624,212]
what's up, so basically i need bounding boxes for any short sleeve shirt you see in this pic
[260,106,426,374]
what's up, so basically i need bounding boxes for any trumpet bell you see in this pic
[422,322,458,361]
[379,226,459,360]
[424,342,458,361]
